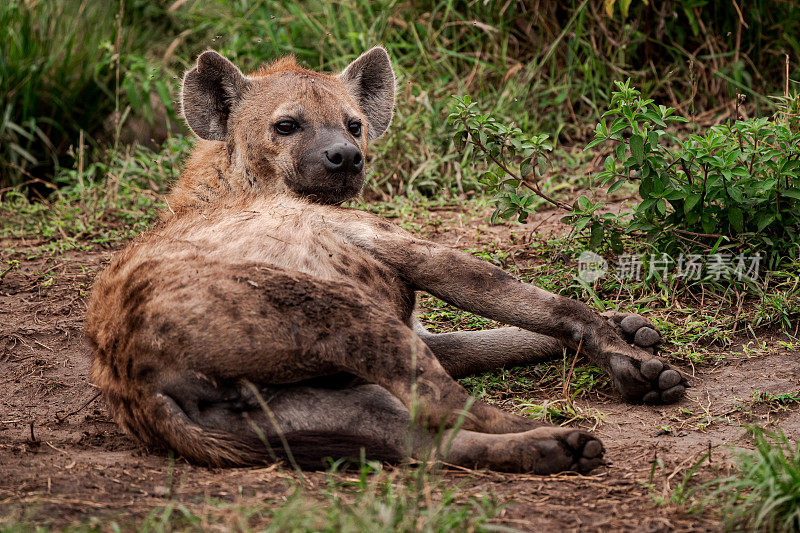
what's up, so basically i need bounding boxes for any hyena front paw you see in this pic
[609,353,688,404]
[601,311,662,353]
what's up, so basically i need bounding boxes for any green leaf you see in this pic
[598,170,614,185]
[684,193,702,214]
[727,186,745,203]
[590,222,604,250]
[782,189,800,201]
[701,215,717,234]
[609,231,623,253]
[757,213,776,231]
[574,216,592,231]
[638,198,656,212]
[538,155,548,175]
[728,207,744,233]
[656,198,667,217]
[662,189,685,201]
[643,109,667,128]
[610,118,628,136]
[608,178,627,194]
[647,130,660,149]
[629,134,645,165]
[586,137,606,150]
[639,176,654,198]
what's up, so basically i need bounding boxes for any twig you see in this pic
[786,54,790,99]
[730,0,749,28]
[672,228,724,239]
[55,392,101,423]
[28,420,39,444]
[563,330,584,401]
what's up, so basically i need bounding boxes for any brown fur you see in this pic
[86,48,685,473]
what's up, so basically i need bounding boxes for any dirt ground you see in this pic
[1,207,798,531]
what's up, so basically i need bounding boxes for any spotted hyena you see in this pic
[85,47,687,474]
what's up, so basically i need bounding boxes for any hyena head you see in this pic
[181,47,395,204]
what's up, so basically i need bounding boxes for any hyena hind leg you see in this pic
[188,382,605,474]
[167,263,540,435]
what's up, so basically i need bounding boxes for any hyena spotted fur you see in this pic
[86,47,687,474]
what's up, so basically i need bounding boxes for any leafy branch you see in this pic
[448,95,569,222]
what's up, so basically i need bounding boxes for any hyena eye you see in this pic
[274,120,299,135]
[348,121,362,137]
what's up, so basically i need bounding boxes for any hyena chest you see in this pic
[207,219,416,324]
[300,236,416,324]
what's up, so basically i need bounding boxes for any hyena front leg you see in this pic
[340,223,687,404]
[408,243,686,404]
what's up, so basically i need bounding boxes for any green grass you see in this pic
[751,390,800,408]
[0,0,183,188]
[0,460,506,533]
[0,136,188,257]
[5,0,800,193]
[706,426,800,532]
[266,463,503,532]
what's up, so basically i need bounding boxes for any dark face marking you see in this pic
[288,127,365,205]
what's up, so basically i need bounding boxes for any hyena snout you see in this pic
[323,142,363,173]
[290,131,366,203]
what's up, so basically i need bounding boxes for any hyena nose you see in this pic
[323,142,363,173]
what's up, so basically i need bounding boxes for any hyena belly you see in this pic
[85,204,415,463]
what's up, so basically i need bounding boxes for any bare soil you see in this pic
[1,206,798,531]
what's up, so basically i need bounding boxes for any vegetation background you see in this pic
[3,0,799,195]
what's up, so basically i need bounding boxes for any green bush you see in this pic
[450,81,800,270]
[447,94,559,222]
[584,80,800,255]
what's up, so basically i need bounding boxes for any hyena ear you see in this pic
[339,47,396,141]
[181,50,250,141]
